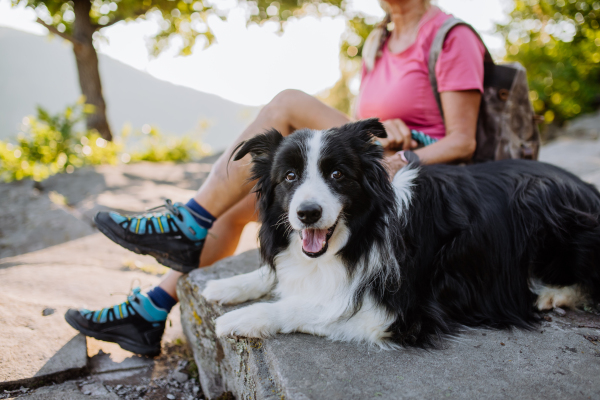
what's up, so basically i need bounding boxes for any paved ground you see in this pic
[0,158,259,399]
[539,136,600,186]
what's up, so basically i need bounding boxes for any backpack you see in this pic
[429,17,541,162]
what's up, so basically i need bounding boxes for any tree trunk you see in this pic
[72,0,112,141]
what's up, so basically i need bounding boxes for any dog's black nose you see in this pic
[297,202,322,224]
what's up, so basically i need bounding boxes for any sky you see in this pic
[0,0,511,106]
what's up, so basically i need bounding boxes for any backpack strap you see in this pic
[428,17,494,119]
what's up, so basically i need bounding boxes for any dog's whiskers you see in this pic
[273,213,290,229]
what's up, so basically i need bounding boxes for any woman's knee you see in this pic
[260,89,311,130]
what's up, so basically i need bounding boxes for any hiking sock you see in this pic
[185,198,217,229]
[146,286,177,314]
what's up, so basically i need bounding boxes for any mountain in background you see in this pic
[0,27,259,151]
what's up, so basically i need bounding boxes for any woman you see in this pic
[65,0,486,356]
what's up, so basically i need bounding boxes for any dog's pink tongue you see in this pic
[302,228,327,253]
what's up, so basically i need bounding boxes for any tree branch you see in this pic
[36,18,77,43]
[93,17,125,31]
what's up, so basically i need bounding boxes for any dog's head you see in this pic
[233,118,395,264]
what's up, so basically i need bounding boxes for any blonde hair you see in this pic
[362,0,432,71]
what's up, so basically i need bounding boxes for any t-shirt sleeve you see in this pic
[435,25,486,93]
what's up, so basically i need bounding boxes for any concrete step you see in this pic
[178,250,600,400]
[0,234,180,390]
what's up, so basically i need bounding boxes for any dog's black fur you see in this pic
[235,118,600,348]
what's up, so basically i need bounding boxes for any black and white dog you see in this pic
[202,119,600,348]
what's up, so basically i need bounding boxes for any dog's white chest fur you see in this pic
[201,128,412,346]
[201,225,396,345]
[204,120,600,349]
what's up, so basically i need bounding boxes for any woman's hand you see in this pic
[384,151,407,178]
[379,119,418,151]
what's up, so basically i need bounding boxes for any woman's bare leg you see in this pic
[159,90,350,301]
[158,194,258,301]
[193,89,350,218]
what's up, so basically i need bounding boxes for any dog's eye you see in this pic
[286,171,297,182]
[331,171,343,180]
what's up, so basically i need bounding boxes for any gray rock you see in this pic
[539,137,600,188]
[178,250,600,400]
[0,158,216,259]
[563,110,600,140]
[0,179,96,259]
[81,382,109,396]
[554,307,567,316]
[0,234,179,389]
[172,371,189,383]
[0,331,88,390]
[41,308,55,317]
[17,381,118,399]
[89,350,154,375]
[0,158,257,392]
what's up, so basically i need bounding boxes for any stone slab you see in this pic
[0,234,176,389]
[88,349,154,376]
[0,226,256,390]
[178,250,600,400]
[13,381,119,400]
[0,179,97,259]
[540,137,600,187]
[0,158,217,259]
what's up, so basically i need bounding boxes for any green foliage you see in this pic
[0,101,211,183]
[13,0,218,55]
[0,99,120,182]
[340,15,378,61]
[498,0,600,124]
[123,124,211,163]
[12,0,348,56]
[248,0,343,25]
[333,13,380,114]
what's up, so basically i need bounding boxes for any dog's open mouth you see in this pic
[300,222,337,258]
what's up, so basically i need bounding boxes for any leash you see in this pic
[410,130,438,146]
[375,130,438,148]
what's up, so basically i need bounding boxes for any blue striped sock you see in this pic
[185,199,217,229]
[146,286,177,313]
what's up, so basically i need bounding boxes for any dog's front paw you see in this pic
[202,277,248,305]
[215,305,278,339]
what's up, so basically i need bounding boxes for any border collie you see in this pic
[201,119,600,348]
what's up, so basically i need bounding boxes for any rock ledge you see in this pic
[178,250,600,400]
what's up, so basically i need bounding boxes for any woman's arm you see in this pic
[384,89,480,174]
[414,90,480,164]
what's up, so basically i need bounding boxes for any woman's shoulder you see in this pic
[417,6,453,42]
[418,7,486,59]
[418,7,482,47]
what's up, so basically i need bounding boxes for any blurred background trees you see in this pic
[498,0,600,126]
[318,13,376,115]
[10,0,345,141]
[8,0,600,179]
[329,0,600,127]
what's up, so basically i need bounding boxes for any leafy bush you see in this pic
[498,0,600,125]
[123,124,212,164]
[0,99,120,182]
[0,100,212,183]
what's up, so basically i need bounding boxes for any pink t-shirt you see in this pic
[356,7,486,140]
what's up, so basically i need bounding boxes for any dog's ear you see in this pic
[232,129,284,162]
[340,118,387,141]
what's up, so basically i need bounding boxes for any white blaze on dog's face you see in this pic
[237,119,389,260]
[286,130,343,258]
